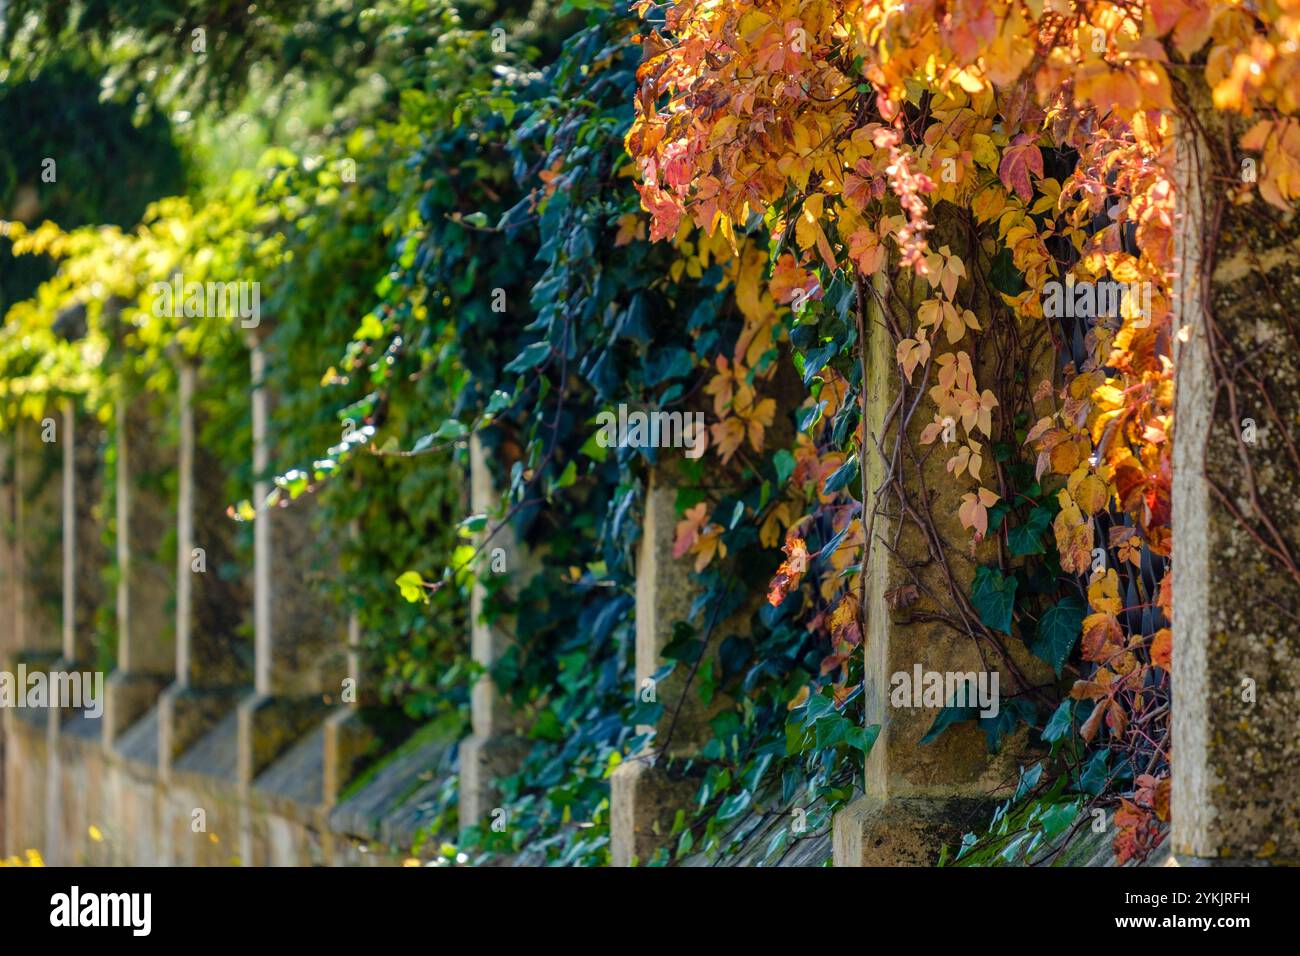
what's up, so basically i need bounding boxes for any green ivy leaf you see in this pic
[1038,800,1081,839]
[971,565,1017,634]
[821,453,858,496]
[716,790,752,821]
[551,460,577,491]
[849,723,881,753]
[1042,699,1074,744]
[978,696,1036,753]
[1077,749,1110,795]
[1032,595,1085,677]
[773,448,796,487]
[1007,506,1052,556]
[504,341,551,373]
[484,389,512,416]
[579,430,608,462]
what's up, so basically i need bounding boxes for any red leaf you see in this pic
[998,134,1043,201]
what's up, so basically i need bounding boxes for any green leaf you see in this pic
[552,460,577,491]
[353,313,385,341]
[579,430,608,462]
[821,453,858,496]
[1007,506,1052,556]
[484,389,512,416]
[716,790,752,821]
[504,341,551,373]
[798,400,826,433]
[1042,699,1074,744]
[395,570,426,604]
[848,723,881,753]
[457,513,488,536]
[814,712,854,749]
[432,418,469,440]
[1077,749,1110,795]
[528,708,565,742]
[773,448,796,487]
[971,565,1017,635]
[978,696,1036,753]
[1032,595,1085,677]
[1039,800,1081,839]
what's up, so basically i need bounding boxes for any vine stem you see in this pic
[852,269,879,755]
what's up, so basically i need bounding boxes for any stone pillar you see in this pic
[609,463,742,867]
[102,390,174,750]
[13,413,63,662]
[0,436,9,856]
[1,414,62,860]
[322,519,377,818]
[1170,91,1300,865]
[0,437,15,667]
[458,432,529,833]
[175,362,196,690]
[158,358,253,780]
[832,260,1050,866]
[236,338,345,792]
[68,404,107,668]
[60,399,75,664]
[46,400,77,867]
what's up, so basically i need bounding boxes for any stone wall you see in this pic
[0,342,462,866]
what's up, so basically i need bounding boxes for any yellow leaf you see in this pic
[1088,568,1122,615]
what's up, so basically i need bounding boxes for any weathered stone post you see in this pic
[154,352,253,866]
[0,435,10,856]
[12,413,63,662]
[1170,87,1300,865]
[1,414,63,857]
[458,432,529,833]
[833,253,1050,865]
[63,400,107,669]
[321,518,378,829]
[60,399,75,666]
[46,399,75,866]
[609,462,741,867]
[235,335,346,797]
[0,437,15,667]
[157,354,255,770]
[102,388,174,751]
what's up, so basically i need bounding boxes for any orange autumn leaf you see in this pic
[1113,799,1161,865]
[672,502,709,559]
[691,525,726,572]
[1082,611,1124,663]
[1053,492,1093,575]
[710,416,746,463]
[767,533,809,607]
[1150,627,1172,671]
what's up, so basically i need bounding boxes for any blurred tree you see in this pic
[0,61,184,314]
